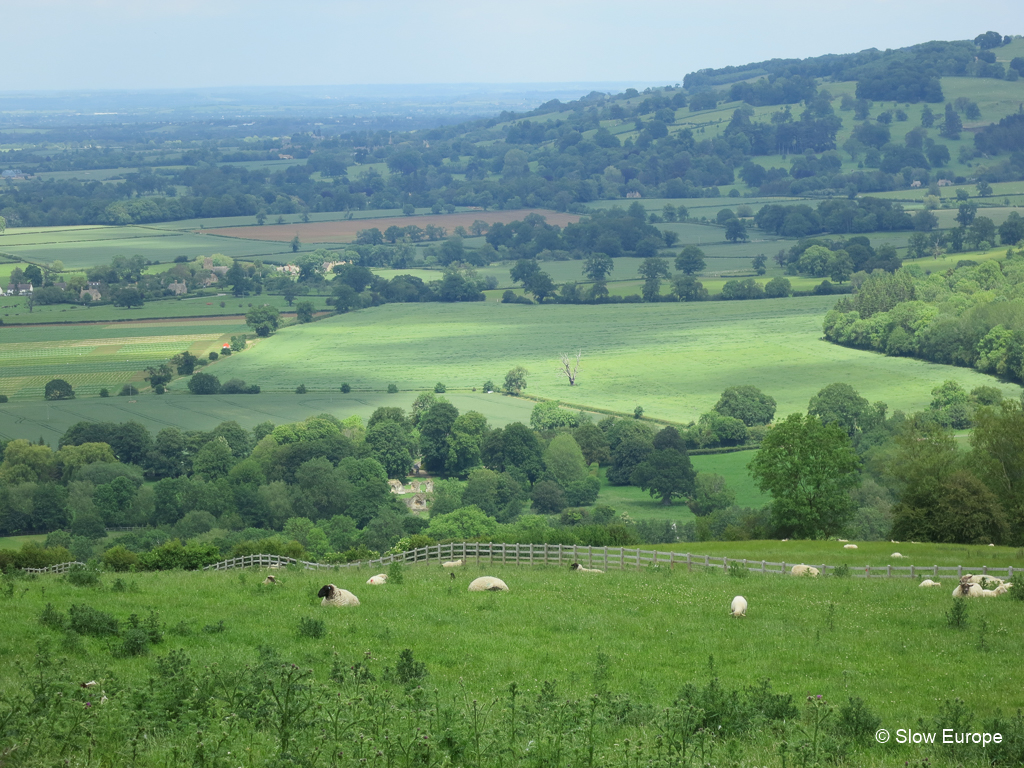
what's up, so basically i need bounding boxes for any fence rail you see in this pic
[23,561,87,574]
[22,544,1018,581]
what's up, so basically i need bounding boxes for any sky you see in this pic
[3,0,1020,91]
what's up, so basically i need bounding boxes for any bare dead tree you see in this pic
[558,350,582,386]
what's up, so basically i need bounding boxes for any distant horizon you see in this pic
[2,0,1017,91]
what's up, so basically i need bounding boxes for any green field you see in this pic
[1,562,1021,767]
[0,291,328,324]
[0,390,541,443]
[179,299,1022,423]
[0,318,250,402]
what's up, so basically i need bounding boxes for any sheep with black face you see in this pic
[318,584,360,607]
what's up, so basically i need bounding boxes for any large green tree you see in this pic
[245,305,281,337]
[748,413,860,538]
[713,385,776,426]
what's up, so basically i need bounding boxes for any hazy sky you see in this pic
[4,0,1019,91]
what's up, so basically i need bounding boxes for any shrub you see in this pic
[44,378,75,400]
[65,564,101,587]
[119,384,139,396]
[98,388,109,398]
[387,383,399,393]
[483,380,495,392]
[102,545,140,572]
[39,603,68,631]
[297,616,326,639]
[386,561,406,584]
[208,351,219,361]
[434,382,446,393]
[68,604,119,637]
[187,372,221,395]
[832,563,851,578]
[946,599,969,629]
[340,383,351,393]
[221,378,259,394]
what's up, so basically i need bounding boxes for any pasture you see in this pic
[183,299,1023,423]
[1,561,1021,767]
[203,208,582,244]
[0,389,541,444]
[0,224,302,270]
[0,318,249,402]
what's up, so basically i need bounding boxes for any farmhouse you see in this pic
[5,283,32,296]
[168,281,188,296]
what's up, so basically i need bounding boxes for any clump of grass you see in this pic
[832,563,851,578]
[727,562,748,578]
[38,602,68,631]
[202,620,227,634]
[946,599,969,630]
[297,616,325,639]
[169,621,193,637]
[68,604,119,637]
[111,578,140,593]
[65,565,100,587]
[386,561,406,585]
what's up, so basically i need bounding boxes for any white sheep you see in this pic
[262,575,277,585]
[570,563,603,574]
[442,559,464,568]
[952,581,984,598]
[730,596,747,617]
[994,584,1012,596]
[791,564,819,577]
[843,544,858,549]
[890,552,904,559]
[366,574,388,585]
[837,539,848,542]
[918,579,941,587]
[468,576,508,592]
[317,584,360,606]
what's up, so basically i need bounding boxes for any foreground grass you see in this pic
[2,562,1021,766]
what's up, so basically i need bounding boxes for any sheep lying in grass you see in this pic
[317,584,360,607]
[843,544,858,549]
[262,575,277,585]
[953,579,984,598]
[790,564,819,577]
[918,579,941,587]
[366,574,387,585]
[442,559,464,569]
[891,553,904,559]
[468,576,508,592]
[570,563,603,574]
[730,596,747,617]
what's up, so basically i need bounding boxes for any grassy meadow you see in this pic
[1,561,1022,767]
[183,299,1023,424]
[0,318,250,402]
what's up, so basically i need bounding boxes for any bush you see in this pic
[340,383,351,393]
[297,616,326,639]
[208,351,219,361]
[68,604,119,637]
[102,545,140,572]
[221,378,259,394]
[387,383,399,393]
[434,382,446,393]
[65,564,101,587]
[119,384,139,396]
[44,378,75,400]
[98,388,109,398]
[483,380,495,392]
[295,383,307,394]
[187,372,221,395]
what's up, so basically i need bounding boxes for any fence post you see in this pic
[543,543,548,566]
[782,561,786,575]
[887,565,891,578]
[669,552,674,571]
[983,565,988,576]
[934,565,938,577]
[686,553,691,572]
[705,555,709,567]
[588,546,593,569]
[636,549,641,571]
[911,565,915,578]
[1010,566,1014,580]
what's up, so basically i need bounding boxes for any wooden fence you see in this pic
[22,543,1019,581]
[23,561,87,574]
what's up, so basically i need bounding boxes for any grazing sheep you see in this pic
[468,576,508,592]
[890,553,904,559]
[837,539,848,542]
[317,584,360,607]
[790,564,820,577]
[570,563,604,574]
[918,579,942,587]
[730,596,747,617]
[442,559,464,569]
[366,574,387,585]
[843,544,858,549]
[262,575,277,585]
